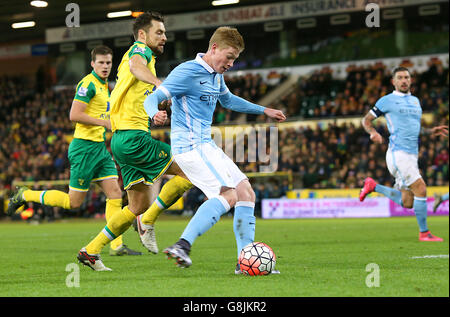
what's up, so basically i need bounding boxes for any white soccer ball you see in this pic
[238,242,276,276]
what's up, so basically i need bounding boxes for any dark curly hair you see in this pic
[132,11,164,40]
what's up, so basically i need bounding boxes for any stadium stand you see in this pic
[268,58,449,119]
[0,1,448,220]
[1,55,448,218]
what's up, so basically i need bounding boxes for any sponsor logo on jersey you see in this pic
[133,46,146,54]
[78,86,88,97]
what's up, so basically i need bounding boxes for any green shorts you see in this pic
[68,138,118,192]
[111,130,173,190]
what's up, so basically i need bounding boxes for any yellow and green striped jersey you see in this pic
[73,70,110,142]
[110,41,157,132]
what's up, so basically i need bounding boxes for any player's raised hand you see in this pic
[264,108,286,122]
[431,125,449,138]
[370,131,383,144]
[153,110,167,125]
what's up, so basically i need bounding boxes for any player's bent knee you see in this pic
[220,189,238,208]
[227,193,238,208]
[403,202,414,209]
[410,178,427,197]
[127,201,150,216]
[69,199,82,209]
[236,181,256,202]
[238,188,255,202]
[68,190,87,209]
[107,189,122,200]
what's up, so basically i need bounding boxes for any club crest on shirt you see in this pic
[159,150,168,158]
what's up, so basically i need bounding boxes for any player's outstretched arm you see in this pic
[219,91,286,122]
[218,91,265,114]
[361,112,383,144]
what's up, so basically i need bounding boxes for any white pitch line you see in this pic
[410,254,449,259]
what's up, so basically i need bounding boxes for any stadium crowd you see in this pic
[0,58,448,219]
[268,57,449,119]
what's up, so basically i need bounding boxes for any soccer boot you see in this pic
[109,244,142,256]
[359,177,377,202]
[135,214,159,254]
[77,248,112,271]
[419,231,444,242]
[234,262,281,275]
[163,243,192,268]
[6,186,28,216]
[433,194,443,213]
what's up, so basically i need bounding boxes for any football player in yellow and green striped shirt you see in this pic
[77,12,192,271]
[7,45,141,258]
[109,40,158,132]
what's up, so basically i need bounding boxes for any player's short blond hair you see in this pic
[208,26,244,53]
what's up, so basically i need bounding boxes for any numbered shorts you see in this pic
[386,148,422,190]
[111,130,173,190]
[68,138,118,192]
[174,142,247,199]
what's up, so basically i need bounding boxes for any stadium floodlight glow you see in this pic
[30,1,48,7]
[132,11,144,18]
[212,0,239,6]
[12,21,36,29]
[107,10,132,18]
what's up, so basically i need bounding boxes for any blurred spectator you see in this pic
[254,183,270,216]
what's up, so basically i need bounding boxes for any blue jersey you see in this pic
[144,53,266,154]
[370,91,422,154]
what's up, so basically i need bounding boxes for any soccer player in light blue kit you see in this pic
[144,26,286,271]
[360,66,448,241]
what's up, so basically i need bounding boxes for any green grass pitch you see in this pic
[0,215,448,297]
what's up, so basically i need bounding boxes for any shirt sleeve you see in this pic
[370,96,389,118]
[218,90,265,115]
[74,81,96,104]
[158,64,192,99]
[128,44,153,64]
[218,74,264,114]
[143,63,193,119]
[143,89,167,119]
